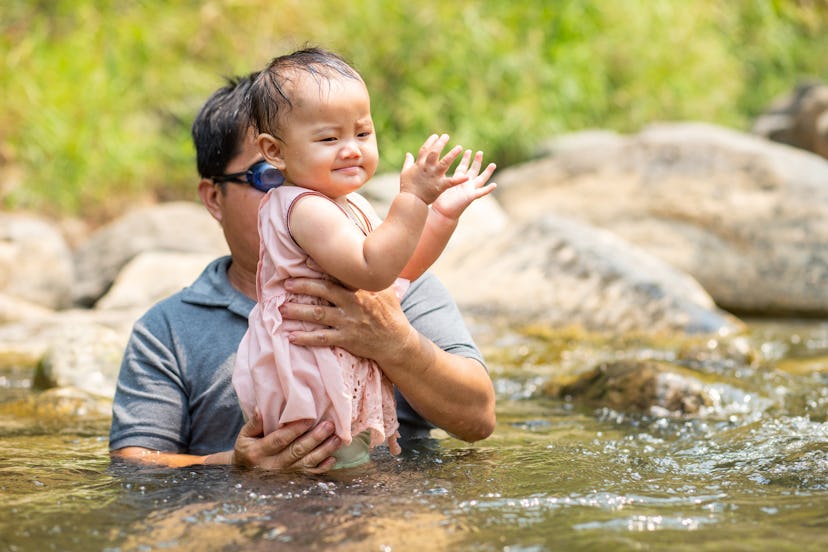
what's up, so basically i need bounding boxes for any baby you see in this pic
[233,47,495,468]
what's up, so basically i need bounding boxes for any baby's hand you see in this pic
[400,134,468,204]
[431,149,496,221]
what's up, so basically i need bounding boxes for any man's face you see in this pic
[214,131,266,274]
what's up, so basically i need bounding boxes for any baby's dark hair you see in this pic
[249,47,363,138]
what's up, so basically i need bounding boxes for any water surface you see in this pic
[1,319,826,551]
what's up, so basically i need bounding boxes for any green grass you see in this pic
[1,0,826,221]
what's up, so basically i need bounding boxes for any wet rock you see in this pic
[0,308,135,372]
[0,386,111,419]
[33,322,125,398]
[544,360,712,416]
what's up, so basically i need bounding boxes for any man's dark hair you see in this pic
[191,72,259,179]
[249,47,363,138]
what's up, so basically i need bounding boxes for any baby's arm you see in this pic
[289,135,466,292]
[400,149,496,281]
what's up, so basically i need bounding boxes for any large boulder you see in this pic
[72,201,228,307]
[432,214,740,335]
[493,122,828,316]
[0,212,74,309]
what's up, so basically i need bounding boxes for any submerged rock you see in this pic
[544,359,712,416]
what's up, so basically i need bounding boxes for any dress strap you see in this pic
[345,199,374,234]
[286,190,372,238]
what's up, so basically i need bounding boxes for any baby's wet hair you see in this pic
[249,47,363,138]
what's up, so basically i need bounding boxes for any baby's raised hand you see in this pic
[400,134,468,205]
[431,149,496,221]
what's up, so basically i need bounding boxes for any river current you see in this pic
[1,318,826,551]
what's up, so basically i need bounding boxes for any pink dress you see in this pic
[233,185,402,455]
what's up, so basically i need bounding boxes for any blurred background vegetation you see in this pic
[1,0,826,222]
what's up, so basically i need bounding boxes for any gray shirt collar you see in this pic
[180,256,255,318]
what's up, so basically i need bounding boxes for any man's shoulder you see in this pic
[135,287,208,330]
[404,272,448,301]
[401,272,457,319]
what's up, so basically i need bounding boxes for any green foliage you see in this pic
[1,0,826,220]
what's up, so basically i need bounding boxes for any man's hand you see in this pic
[278,276,496,443]
[112,413,342,473]
[232,408,341,474]
[279,277,415,366]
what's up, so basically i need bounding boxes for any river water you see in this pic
[1,319,826,551]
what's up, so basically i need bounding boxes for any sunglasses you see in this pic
[211,160,285,192]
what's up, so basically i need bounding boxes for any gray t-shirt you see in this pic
[109,256,484,455]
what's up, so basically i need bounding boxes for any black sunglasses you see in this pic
[211,160,285,192]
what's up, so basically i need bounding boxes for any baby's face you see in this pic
[275,71,378,199]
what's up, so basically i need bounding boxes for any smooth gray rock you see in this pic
[0,213,74,309]
[493,122,828,315]
[72,201,228,307]
[96,250,217,310]
[33,322,125,398]
[433,214,741,334]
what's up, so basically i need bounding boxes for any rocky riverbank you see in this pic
[2,120,827,417]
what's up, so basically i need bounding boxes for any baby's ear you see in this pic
[257,133,286,170]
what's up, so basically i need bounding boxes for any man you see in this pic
[109,73,495,474]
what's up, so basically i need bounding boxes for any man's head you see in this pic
[193,73,267,293]
[192,73,260,180]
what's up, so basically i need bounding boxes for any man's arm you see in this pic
[279,277,496,442]
[112,412,342,473]
[108,299,341,473]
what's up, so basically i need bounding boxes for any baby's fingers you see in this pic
[452,149,472,178]
[467,151,484,178]
[473,162,497,186]
[471,181,497,200]
[437,144,464,172]
[418,133,448,163]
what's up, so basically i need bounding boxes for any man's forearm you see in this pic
[111,417,341,473]
[111,447,232,468]
[277,277,496,441]
[378,329,496,442]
